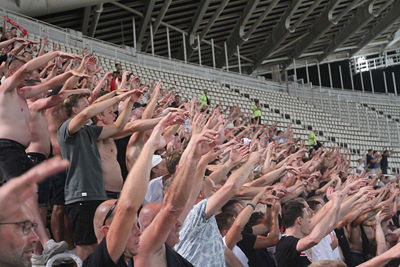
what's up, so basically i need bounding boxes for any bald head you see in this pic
[138,202,162,230]
[93,199,118,242]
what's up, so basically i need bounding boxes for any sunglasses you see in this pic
[103,200,118,226]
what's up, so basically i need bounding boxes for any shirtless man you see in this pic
[96,105,124,198]
[94,89,163,198]
[0,50,78,180]
[0,51,80,262]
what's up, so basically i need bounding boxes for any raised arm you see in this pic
[253,199,280,249]
[247,164,286,187]
[375,211,388,256]
[224,189,267,249]
[204,149,262,219]
[106,113,180,263]
[89,72,113,102]
[112,117,162,139]
[296,191,342,251]
[98,97,134,140]
[0,37,23,50]
[29,89,91,112]
[1,51,76,94]
[117,71,131,90]
[22,70,88,98]
[37,36,48,57]
[0,157,69,222]
[133,114,200,255]
[68,90,137,135]
[142,80,161,119]
[357,241,400,267]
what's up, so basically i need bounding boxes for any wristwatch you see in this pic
[247,201,256,210]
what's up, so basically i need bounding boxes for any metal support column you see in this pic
[328,63,333,89]
[237,45,241,74]
[224,42,229,72]
[349,62,354,91]
[293,58,297,81]
[149,22,154,56]
[393,72,398,96]
[317,63,322,90]
[339,65,344,90]
[305,60,310,86]
[369,70,374,94]
[132,17,136,49]
[197,35,201,66]
[166,27,171,59]
[360,71,365,93]
[182,32,187,63]
[211,38,216,69]
[383,71,388,94]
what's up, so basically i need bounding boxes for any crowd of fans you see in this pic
[0,21,400,267]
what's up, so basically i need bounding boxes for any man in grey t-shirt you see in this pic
[58,90,140,261]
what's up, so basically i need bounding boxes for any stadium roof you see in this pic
[4,0,400,75]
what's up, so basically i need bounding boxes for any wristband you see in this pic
[247,201,256,210]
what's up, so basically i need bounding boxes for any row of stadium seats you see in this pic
[23,22,400,173]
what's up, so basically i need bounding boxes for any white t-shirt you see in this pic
[223,236,249,267]
[312,231,341,261]
[143,176,163,205]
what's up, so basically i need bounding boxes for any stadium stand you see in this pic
[1,7,398,172]
[1,3,400,267]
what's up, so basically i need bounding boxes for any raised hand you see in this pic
[259,191,280,205]
[0,157,69,221]
[253,186,269,204]
[192,129,219,158]
[190,113,207,135]
[248,146,263,165]
[130,75,141,89]
[200,146,223,166]
[228,145,249,166]
[148,112,185,150]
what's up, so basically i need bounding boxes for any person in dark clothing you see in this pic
[276,196,342,267]
[380,150,396,174]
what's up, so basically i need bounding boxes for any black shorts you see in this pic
[0,139,34,183]
[252,116,261,124]
[27,152,50,207]
[51,170,66,206]
[67,200,103,245]
[106,191,120,199]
